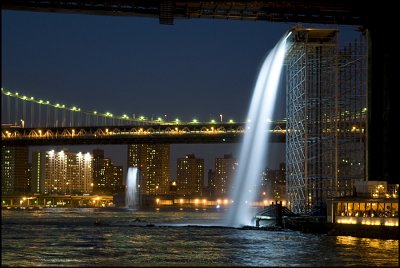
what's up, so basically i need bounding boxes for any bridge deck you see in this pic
[1,123,287,145]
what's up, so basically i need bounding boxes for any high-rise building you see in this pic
[31,149,93,194]
[26,163,32,193]
[127,144,169,196]
[176,154,204,197]
[110,165,123,194]
[92,149,123,195]
[31,151,46,193]
[214,154,238,198]
[206,169,216,198]
[1,146,30,195]
[260,163,286,202]
[92,149,106,193]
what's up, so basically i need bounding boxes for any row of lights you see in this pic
[336,218,398,226]
[1,88,238,124]
[1,88,280,125]
[154,198,285,206]
[156,198,233,205]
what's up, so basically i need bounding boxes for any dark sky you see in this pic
[1,10,359,179]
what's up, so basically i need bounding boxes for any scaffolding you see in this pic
[285,27,366,214]
[336,36,367,196]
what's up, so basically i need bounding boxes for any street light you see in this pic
[220,114,223,123]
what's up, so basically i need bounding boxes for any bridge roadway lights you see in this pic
[0,132,286,146]
[1,123,287,145]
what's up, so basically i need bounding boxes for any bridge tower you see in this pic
[285,27,366,214]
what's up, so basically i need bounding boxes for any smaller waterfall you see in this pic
[126,167,139,209]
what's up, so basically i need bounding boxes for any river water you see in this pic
[2,208,398,267]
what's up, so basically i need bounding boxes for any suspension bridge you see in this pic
[1,88,286,145]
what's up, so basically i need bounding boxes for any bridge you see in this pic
[1,88,286,145]
[2,1,368,25]
[1,123,286,146]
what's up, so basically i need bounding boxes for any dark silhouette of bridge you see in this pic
[2,1,367,25]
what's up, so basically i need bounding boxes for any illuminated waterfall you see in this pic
[126,167,139,209]
[226,33,290,227]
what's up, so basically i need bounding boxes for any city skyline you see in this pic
[27,145,283,184]
[4,145,286,201]
[28,143,284,181]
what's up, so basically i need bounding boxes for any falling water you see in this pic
[126,167,139,209]
[226,32,290,227]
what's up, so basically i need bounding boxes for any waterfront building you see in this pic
[110,165,124,193]
[214,154,238,198]
[206,169,216,198]
[92,149,123,195]
[92,149,106,193]
[1,146,30,195]
[127,144,169,196]
[31,151,46,193]
[327,181,399,235]
[260,162,286,203]
[31,149,93,194]
[176,154,204,197]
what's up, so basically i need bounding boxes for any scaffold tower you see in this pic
[336,36,367,197]
[285,27,366,214]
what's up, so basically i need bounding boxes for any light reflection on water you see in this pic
[2,208,398,267]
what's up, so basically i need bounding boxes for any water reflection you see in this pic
[336,236,398,249]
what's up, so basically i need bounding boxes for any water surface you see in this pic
[2,208,398,267]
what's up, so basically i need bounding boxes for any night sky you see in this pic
[1,10,359,179]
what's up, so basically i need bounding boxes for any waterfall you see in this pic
[126,167,139,209]
[226,32,290,227]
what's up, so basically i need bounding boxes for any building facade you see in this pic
[31,149,93,195]
[92,149,106,193]
[92,149,123,195]
[31,151,46,194]
[214,154,238,198]
[1,146,30,195]
[260,163,286,203]
[206,169,216,198]
[176,154,204,197]
[127,144,169,196]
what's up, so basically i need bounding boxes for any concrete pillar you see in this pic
[366,22,395,184]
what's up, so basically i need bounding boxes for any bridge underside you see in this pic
[2,0,366,25]
[1,133,285,146]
